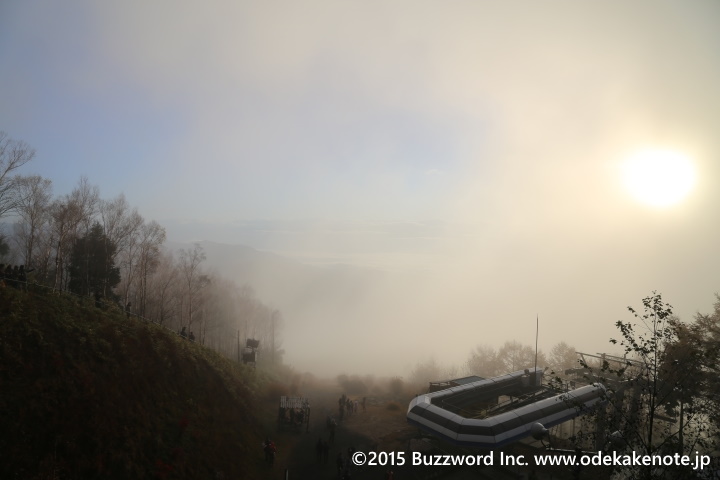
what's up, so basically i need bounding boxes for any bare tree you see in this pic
[195,275,232,352]
[31,224,56,284]
[178,243,207,330]
[99,194,143,256]
[548,341,579,376]
[135,220,166,316]
[409,358,457,389]
[49,196,83,290]
[465,344,502,377]
[12,175,53,266]
[49,177,99,290]
[0,131,36,219]
[144,250,180,326]
[68,176,99,236]
[496,340,547,373]
[100,195,144,302]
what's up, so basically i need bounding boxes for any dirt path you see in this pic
[256,384,574,480]
[258,384,420,479]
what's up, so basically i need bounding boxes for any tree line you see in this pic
[407,339,578,388]
[0,131,283,364]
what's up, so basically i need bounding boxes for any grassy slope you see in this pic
[0,286,267,480]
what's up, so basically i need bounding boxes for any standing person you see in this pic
[322,440,330,465]
[17,265,26,289]
[263,438,277,466]
[316,437,323,464]
[362,397,367,413]
[6,265,17,288]
[336,452,344,476]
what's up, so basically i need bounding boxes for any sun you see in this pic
[622,149,697,207]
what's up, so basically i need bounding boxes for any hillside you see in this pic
[0,286,267,479]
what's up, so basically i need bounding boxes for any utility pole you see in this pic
[271,310,276,365]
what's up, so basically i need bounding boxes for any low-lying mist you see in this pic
[173,217,717,379]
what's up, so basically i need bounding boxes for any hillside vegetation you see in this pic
[0,286,267,479]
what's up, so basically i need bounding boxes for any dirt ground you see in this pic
[257,383,419,480]
[253,382,556,480]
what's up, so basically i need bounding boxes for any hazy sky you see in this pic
[2,1,720,376]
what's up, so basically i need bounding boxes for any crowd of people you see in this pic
[263,393,399,479]
[338,394,367,422]
[0,264,31,289]
[278,405,306,428]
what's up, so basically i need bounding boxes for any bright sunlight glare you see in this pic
[622,149,697,207]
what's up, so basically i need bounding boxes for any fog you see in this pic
[2,1,720,377]
[169,214,719,377]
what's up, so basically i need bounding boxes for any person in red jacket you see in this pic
[263,438,277,466]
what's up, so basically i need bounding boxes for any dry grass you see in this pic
[0,287,268,480]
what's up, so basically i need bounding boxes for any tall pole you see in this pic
[271,310,276,365]
[534,315,539,384]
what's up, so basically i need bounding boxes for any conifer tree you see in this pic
[68,223,120,298]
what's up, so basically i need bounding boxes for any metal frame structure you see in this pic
[407,368,607,448]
